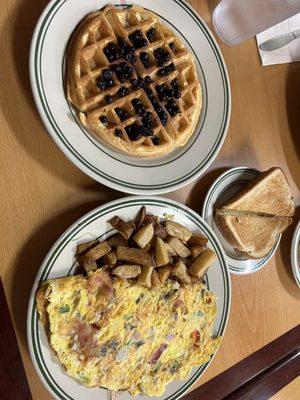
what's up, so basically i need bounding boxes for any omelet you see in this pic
[36,269,220,396]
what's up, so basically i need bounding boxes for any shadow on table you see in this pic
[187,167,228,214]
[0,0,100,189]
[276,206,300,299]
[284,64,300,192]
[10,199,121,348]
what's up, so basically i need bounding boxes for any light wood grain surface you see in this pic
[1,0,299,399]
[271,377,300,400]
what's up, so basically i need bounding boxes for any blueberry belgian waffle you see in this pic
[67,5,202,157]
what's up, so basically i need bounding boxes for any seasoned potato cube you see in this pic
[144,241,152,252]
[182,257,193,267]
[155,237,169,267]
[165,221,192,242]
[107,233,128,247]
[134,206,146,230]
[108,216,134,239]
[76,240,98,256]
[189,248,217,278]
[112,265,141,279]
[133,223,154,249]
[157,266,172,284]
[151,270,161,289]
[166,236,191,258]
[103,250,117,265]
[164,242,177,256]
[78,241,111,268]
[138,266,153,287]
[172,260,191,284]
[82,262,98,273]
[117,246,152,266]
[154,223,168,239]
[144,214,157,225]
[188,233,208,246]
[191,245,206,259]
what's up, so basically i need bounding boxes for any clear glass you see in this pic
[213,0,300,45]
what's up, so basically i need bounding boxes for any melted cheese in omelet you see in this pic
[36,269,220,396]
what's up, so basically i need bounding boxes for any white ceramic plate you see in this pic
[202,167,281,275]
[29,0,231,195]
[27,196,231,400]
[291,220,300,287]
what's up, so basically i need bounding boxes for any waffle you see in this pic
[67,5,202,158]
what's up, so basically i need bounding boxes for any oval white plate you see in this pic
[291,220,300,287]
[29,0,231,195]
[27,196,231,400]
[202,167,281,275]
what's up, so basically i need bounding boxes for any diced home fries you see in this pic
[75,207,217,288]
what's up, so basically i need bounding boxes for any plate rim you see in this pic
[29,0,231,195]
[27,195,231,400]
[202,166,281,275]
[291,220,300,287]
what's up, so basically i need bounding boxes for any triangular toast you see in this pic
[215,209,291,258]
[220,167,294,217]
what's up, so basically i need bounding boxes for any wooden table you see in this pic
[1,0,299,399]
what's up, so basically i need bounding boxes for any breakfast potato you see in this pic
[191,245,206,259]
[155,237,169,267]
[166,236,191,258]
[164,242,177,256]
[76,240,98,256]
[133,223,154,249]
[157,266,172,284]
[138,265,153,287]
[188,233,208,247]
[151,270,161,288]
[165,221,192,242]
[107,233,128,247]
[144,214,158,225]
[189,248,217,278]
[112,264,141,279]
[108,216,134,239]
[83,262,98,273]
[154,223,168,239]
[117,246,152,266]
[103,250,117,265]
[181,257,193,267]
[78,241,111,268]
[172,260,191,284]
[134,206,146,230]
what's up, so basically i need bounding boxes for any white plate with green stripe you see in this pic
[29,0,231,195]
[27,196,231,400]
[202,167,281,275]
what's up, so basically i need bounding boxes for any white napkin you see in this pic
[256,13,300,66]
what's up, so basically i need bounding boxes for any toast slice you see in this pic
[221,167,294,217]
[215,209,291,259]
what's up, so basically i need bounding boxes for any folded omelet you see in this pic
[36,269,220,396]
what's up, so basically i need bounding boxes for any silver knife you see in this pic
[259,29,300,51]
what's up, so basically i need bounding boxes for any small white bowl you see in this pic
[202,167,281,275]
[291,220,300,287]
